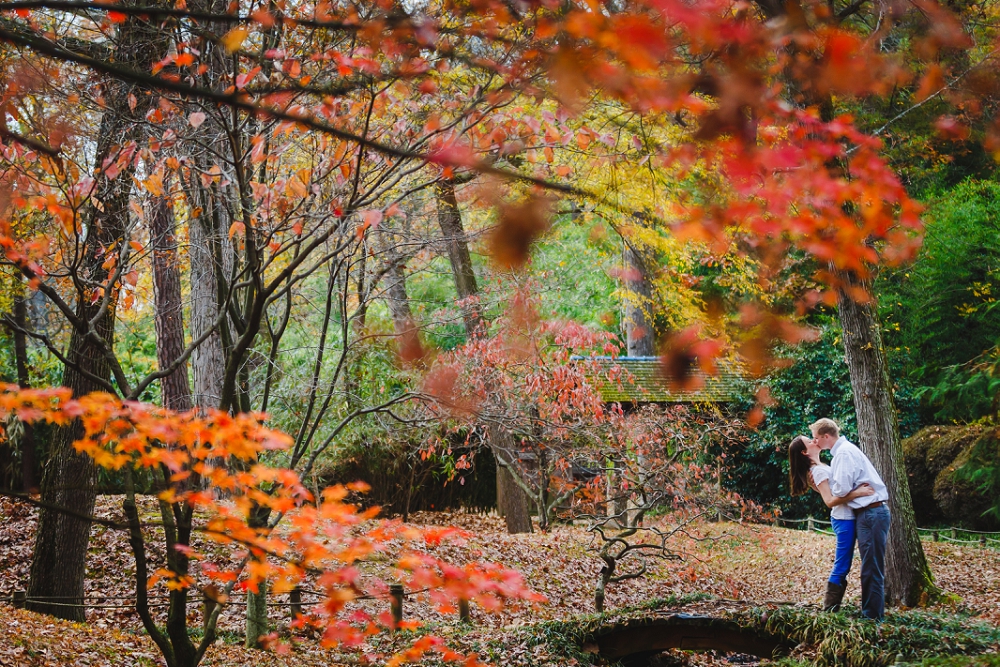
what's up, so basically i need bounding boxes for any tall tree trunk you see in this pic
[27,6,167,618]
[435,179,532,533]
[435,180,483,335]
[187,185,228,410]
[746,0,937,605]
[837,270,937,606]
[490,426,535,533]
[183,0,239,411]
[150,195,193,412]
[382,239,415,337]
[8,286,38,492]
[622,242,656,357]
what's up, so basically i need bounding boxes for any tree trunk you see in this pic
[837,270,937,606]
[383,241,415,336]
[492,430,534,534]
[8,286,38,492]
[435,180,483,335]
[150,195,193,412]
[622,242,656,357]
[187,189,228,410]
[184,0,237,411]
[245,581,269,649]
[27,6,167,618]
[435,180,532,533]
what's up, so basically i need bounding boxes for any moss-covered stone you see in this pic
[903,425,999,530]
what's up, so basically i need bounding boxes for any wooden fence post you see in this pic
[807,516,814,532]
[289,586,302,622]
[458,597,471,624]
[389,584,404,632]
[932,530,939,542]
[13,590,26,609]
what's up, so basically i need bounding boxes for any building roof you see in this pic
[576,356,746,404]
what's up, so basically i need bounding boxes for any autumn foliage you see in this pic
[0,0,997,656]
[0,384,541,664]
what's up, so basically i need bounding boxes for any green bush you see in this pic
[880,179,1000,424]
[902,425,986,526]
[912,656,1000,667]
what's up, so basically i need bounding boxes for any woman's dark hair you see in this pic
[788,435,813,497]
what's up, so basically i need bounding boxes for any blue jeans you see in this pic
[856,505,891,621]
[829,518,856,587]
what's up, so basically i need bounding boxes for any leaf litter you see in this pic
[1,497,998,666]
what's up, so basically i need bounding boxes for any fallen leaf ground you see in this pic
[1,497,998,666]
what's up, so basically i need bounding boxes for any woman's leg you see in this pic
[823,518,856,611]
[829,518,856,586]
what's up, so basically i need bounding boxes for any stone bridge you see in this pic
[590,613,794,666]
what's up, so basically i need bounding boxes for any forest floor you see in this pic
[1,496,999,666]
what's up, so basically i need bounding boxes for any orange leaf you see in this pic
[221,27,248,53]
[915,64,944,102]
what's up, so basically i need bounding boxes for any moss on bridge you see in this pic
[471,595,1000,667]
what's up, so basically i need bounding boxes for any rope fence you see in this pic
[775,516,1000,548]
[0,585,461,627]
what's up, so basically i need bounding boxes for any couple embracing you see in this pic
[788,418,891,621]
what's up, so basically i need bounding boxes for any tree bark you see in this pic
[8,286,38,492]
[183,0,239,411]
[435,180,483,335]
[27,5,167,619]
[435,179,532,533]
[382,239,415,337]
[186,180,229,411]
[622,242,656,357]
[28,17,165,621]
[491,427,535,533]
[245,580,269,649]
[150,195,193,412]
[836,270,937,606]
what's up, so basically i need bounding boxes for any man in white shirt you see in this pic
[810,418,891,621]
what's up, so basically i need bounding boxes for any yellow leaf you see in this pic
[221,27,248,53]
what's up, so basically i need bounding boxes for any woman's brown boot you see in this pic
[823,581,846,612]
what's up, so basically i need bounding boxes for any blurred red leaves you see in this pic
[548,48,592,114]
[422,364,480,416]
[737,304,820,377]
[396,319,429,369]
[489,196,552,270]
[658,325,725,391]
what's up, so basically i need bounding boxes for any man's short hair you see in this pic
[809,418,840,438]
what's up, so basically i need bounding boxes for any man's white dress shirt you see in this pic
[829,436,889,509]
